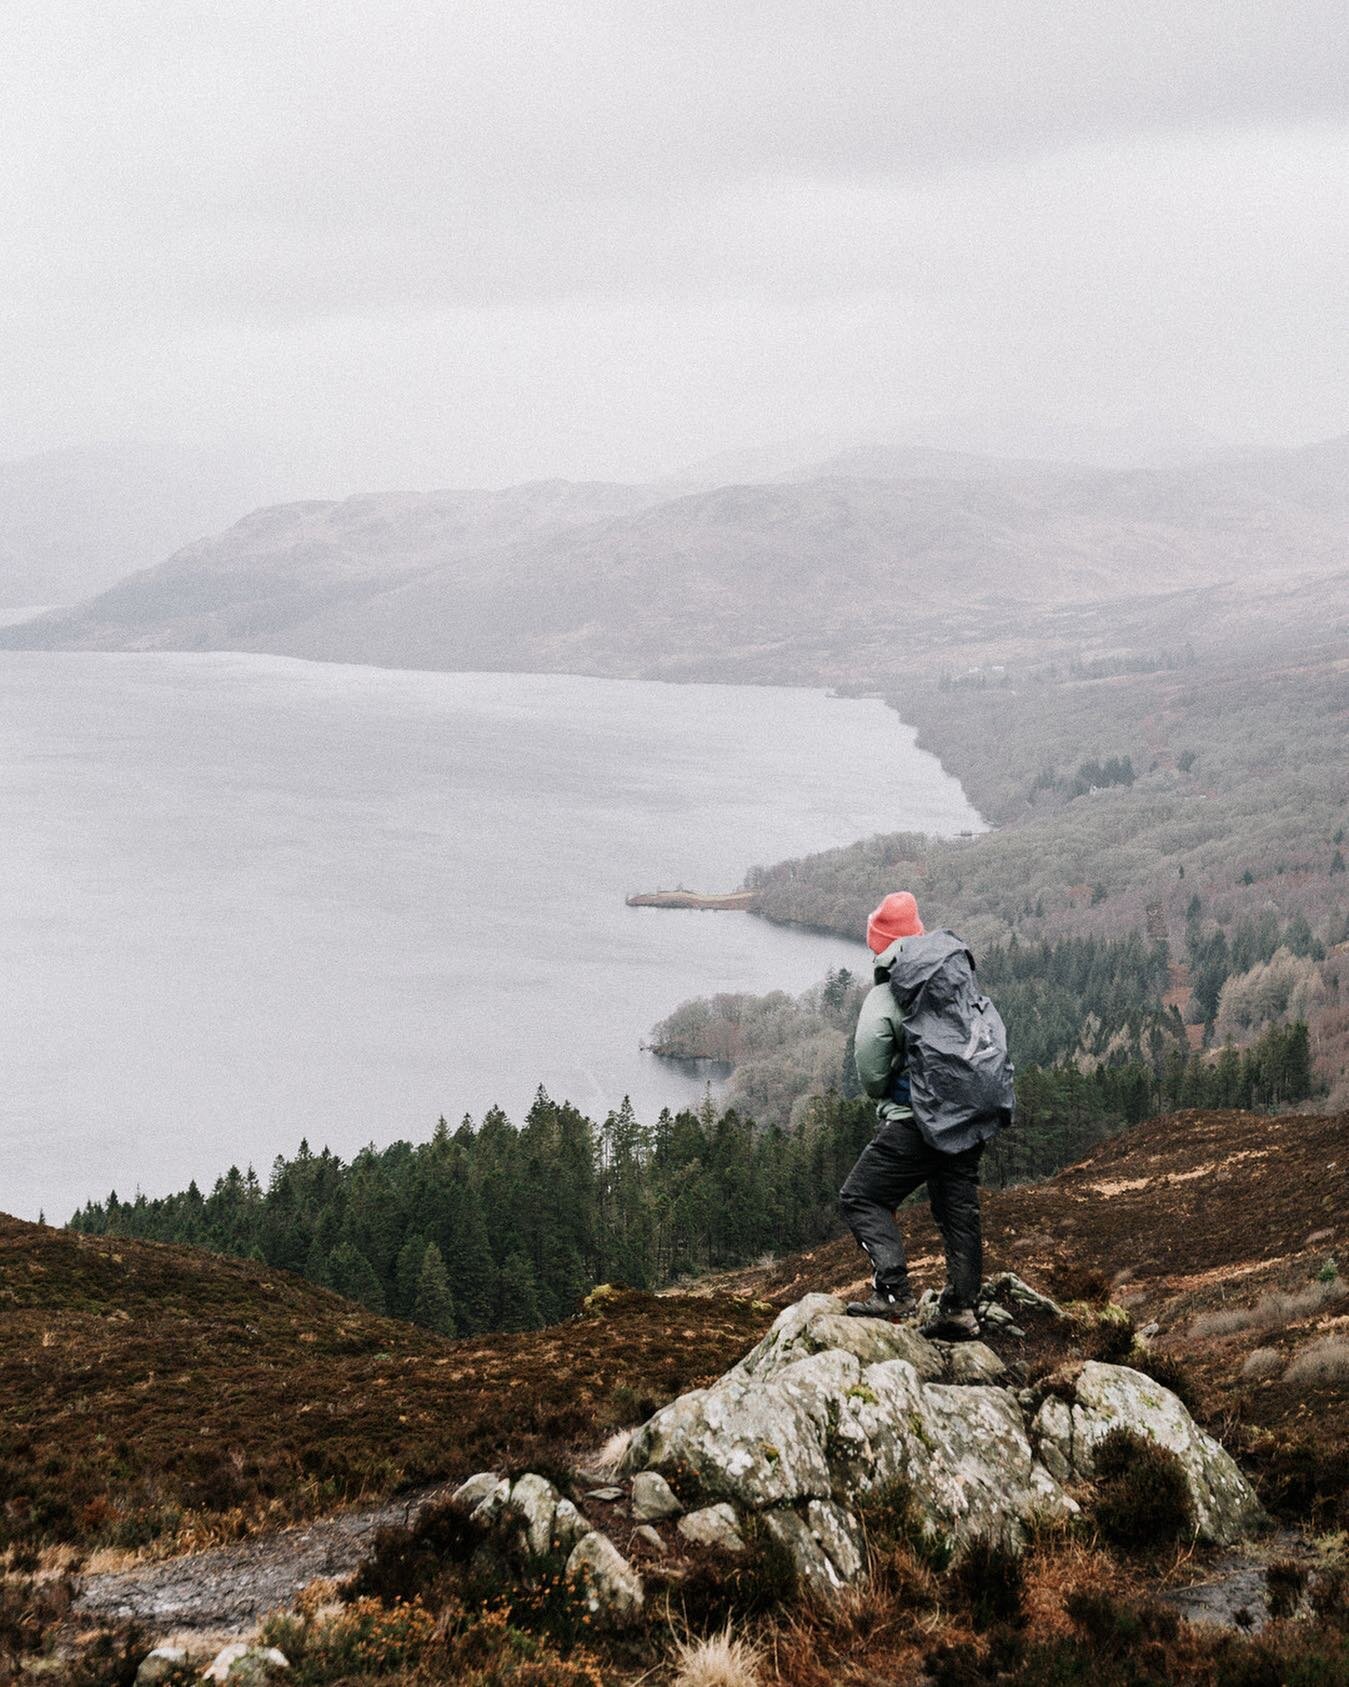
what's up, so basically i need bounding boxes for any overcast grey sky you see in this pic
[3,1,1347,491]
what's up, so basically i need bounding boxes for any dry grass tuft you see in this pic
[1240,1346,1284,1380]
[1190,1278,1345,1338]
[1019,1538,1130,1637]
[1283,1337,1349,1386]
[670,1621,765,1687]
[588,1431,632,1478]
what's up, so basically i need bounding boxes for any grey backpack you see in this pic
[885,929,1015,1153]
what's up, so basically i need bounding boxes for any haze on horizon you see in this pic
[3,1,1347,504]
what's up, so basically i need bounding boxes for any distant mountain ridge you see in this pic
[4,434,1346,680]
[0,442,295,606]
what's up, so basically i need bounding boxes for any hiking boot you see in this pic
[846,1285,918,1322]
[918,1307,980,1343]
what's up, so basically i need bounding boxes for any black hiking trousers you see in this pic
[839,1115,984,1312]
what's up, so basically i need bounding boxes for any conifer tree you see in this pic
[443,1184,496,1333]
[328,1242,386,1314]
[394,1231,430,1317]
[304,1236,332,1288]
[496,1250,543,1332]
[411,1242,456,1336]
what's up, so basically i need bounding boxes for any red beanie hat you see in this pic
[867,891,924,953]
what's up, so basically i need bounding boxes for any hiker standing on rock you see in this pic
[840,891,1015,1341]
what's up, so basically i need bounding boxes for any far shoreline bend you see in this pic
[625,888,757,911]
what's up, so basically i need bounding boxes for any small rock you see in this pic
[564,1531,645,1627]
[202,1644,290,1683]
[632,1523,668,1555]
[677,1503,745,1553]
[584,1486,624,1502]
[551,1497,592,1554]
[508,1473,560,1558]
[983,1272,1065,1318]
[981,1303,1017,1328]
[468,1477,511,1527]
[761,1505,856,1601]
[135,1649,190,1686]
[450,1471,501,1515]
[631,1470,681,1521]
[947,1341,1008,1385]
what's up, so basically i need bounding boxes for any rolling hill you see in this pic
[0,442,293,608]
[4,436,1346,682]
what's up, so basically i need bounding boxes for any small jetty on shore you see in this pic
[625,888,757,911]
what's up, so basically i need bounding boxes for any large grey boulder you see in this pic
[1031,1361,1263,1545]
[625,1346,853,1508]
[443,1291,1262,1623]
[829,1360,1076,1547]
[623,1299,1076,1557]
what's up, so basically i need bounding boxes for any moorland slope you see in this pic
[3,1107,1343,1563]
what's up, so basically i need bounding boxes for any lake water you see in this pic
[0,653,982,1221]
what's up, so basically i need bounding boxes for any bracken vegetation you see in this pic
[0,1216,767,1554]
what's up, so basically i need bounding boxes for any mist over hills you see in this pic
[4,432,1346,680]
[0,441,296,607]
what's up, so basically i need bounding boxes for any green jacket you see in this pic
[854,938,913,1124]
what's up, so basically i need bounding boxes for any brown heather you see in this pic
[0,1224,766,1555]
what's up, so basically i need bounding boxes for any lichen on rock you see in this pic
[448,1287,1263,1622]
[1030,1360,1263,1545]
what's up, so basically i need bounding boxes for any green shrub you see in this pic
[859,1477,954,1572]
[951,1533,1024,1630]
[1090,1428,1195,1553]
[346,1500,482,1608]
[1126,1348,1203,1419]
[658,1516,797,1632]
[262,1597,439,1684]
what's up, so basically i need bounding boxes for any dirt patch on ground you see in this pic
[73,1488,448,1636]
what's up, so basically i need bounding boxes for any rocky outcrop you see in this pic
[621,1292,1075,1562]
[449,1285,1263,1615]
[1030,1361,1262,1546]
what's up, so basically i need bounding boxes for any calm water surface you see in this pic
[0,653,982,1220]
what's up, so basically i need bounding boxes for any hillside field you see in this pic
[3,1108,1344,1563]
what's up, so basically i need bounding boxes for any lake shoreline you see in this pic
[625,888,757,910]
